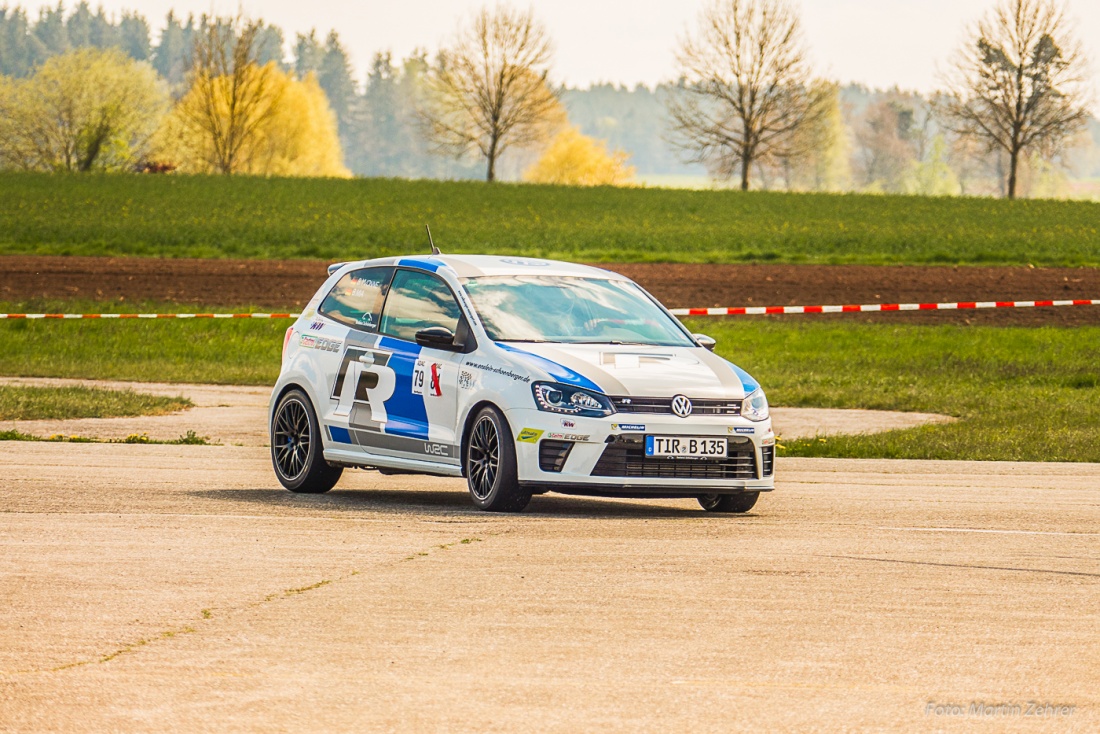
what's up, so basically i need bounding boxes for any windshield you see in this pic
[461,275,696,347]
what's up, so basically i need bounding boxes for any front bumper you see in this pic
[506,408,775,495]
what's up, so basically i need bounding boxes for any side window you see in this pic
[379,269,463,342]
[319,267,393,330]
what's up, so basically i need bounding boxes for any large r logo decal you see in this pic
[332,348,396,425]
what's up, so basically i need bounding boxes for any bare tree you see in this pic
[939,0,1092,199]
[667,0,829,191]
[420,5,560,182]
[183,15,283,175]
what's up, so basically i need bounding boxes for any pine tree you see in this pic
[293,30,323,78]
[254,23,286,69]
[152,11,188,86]
[1,7,47,77]
[118,11,151,61]
[88,7,118,49]
[33,3,68,56]
[317,30,355,134]
[66,2,94,48]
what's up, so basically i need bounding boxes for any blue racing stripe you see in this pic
[377,335,430,440]
[725,360,760,394]
[495,342,602,392]
[396,257,442,273]
[328,426,352,444]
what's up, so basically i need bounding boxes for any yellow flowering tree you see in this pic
[524,125,635,186]
[154,64,349,177]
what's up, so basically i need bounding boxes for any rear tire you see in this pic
[698,492,759,513]
[465,406,530,512]
[271,388,342,494]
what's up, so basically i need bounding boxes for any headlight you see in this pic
[532,382,615,418]
[742,388,769,422]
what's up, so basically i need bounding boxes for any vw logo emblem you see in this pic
[671,395,693,418]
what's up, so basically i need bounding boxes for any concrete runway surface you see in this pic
[1,443,1097,732]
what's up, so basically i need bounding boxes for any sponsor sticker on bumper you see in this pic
[517,428,543,443]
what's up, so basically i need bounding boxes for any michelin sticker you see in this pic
[611,423,646,432]
[730,426,755,435]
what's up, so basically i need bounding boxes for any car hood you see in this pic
[496,342,759,399]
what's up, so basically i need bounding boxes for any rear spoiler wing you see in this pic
[327,262,347,276]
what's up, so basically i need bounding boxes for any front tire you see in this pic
[465,406,530,512]
[271,388,342,494]
[698,492,759,513]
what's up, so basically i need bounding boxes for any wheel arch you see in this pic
[458,400,512,478]
[271,382,327,449]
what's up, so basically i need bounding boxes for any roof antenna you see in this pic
[425,225,441,255]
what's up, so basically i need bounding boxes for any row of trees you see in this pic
[0,0,1095,197]
[667,0,1093,198]
[0,16,348,176]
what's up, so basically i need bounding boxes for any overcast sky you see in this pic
[84,0,1100,93]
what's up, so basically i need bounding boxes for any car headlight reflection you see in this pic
[742,389,769,422]
[533,382,614,418]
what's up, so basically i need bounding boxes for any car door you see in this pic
[374,268,466,462]
[315,266,395,446]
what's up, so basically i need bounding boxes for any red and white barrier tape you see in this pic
[1,299,1098,320]
[0,313,299,319]
[669,299,1100,317]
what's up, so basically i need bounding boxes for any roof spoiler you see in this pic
[327,262,347,276]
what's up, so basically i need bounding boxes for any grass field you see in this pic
[3,172,1100,266]
[1,301,1097,462]
[0,301,281,385]
[0,384,191,421]
[692,319,1100,463]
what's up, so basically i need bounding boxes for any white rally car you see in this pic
[270,255,774,513]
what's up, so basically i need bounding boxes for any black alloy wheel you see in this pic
[698,492,759,513]
[465,406,530,512]
[271,388,342,494]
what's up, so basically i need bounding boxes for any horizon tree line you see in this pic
[0,0,1096,198]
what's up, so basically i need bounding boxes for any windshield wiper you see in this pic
[575,340,652,346]
[497,338,552,343]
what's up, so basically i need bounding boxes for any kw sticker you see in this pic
[517,428,543,443]
[560,419,576,428]
[413,359,443,397]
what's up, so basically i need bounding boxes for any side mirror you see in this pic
[415,326,460,350]
[693,333,716,351]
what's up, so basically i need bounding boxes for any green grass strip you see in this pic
[693,319,1100,463]
[0,384,191,421]
[2,172,1100,266]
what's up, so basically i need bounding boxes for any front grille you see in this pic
[610,396,742,416]
[761,445,774,477]
[538,440,573,473]
[591,436,757,480]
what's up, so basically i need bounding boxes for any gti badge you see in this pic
[671,395,692,418]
